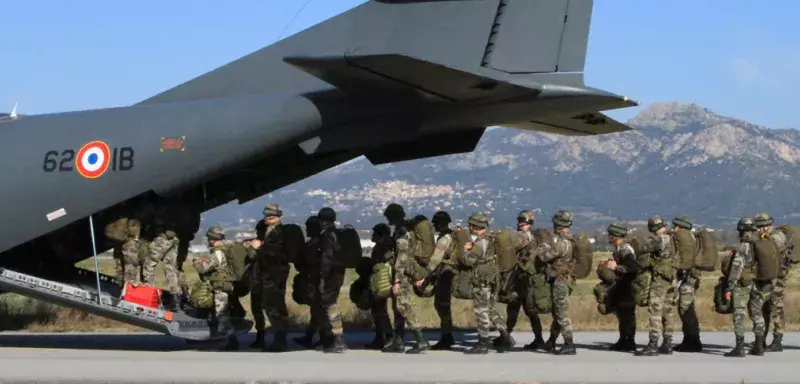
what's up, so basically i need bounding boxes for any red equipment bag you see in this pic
[122,281,162,308]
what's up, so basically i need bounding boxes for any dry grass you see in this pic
[2,252,799,334]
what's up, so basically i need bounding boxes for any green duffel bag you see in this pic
[451,268,473,300]
[593,282,613,315]
[531,273,551,313]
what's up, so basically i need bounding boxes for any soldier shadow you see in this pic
[0,333,189,351]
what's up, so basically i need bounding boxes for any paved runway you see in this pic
[0,331,796,383]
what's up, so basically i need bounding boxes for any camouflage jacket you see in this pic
[728,234,756,290]
[768,228,790,274]
[514,230,540,273]
[432,231,454,263]
[319,225,342,279]
[463,232,493,267]
[255,223,287,267]
[392,224,415,279]
[535,233,574,275]
[149,232,179,258]
[194,245,228,281]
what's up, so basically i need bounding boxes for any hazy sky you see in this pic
[2,0,797,129]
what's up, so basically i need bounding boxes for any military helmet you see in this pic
[737,216,757,232]
[383,203,406,219]
[431,211,452,225]
[517,210,535,225]
[305,216,320,226]
[552,210,573,228]
[607,223,628,238]
[647,216,666,232]
[263,203,283,218]
[372,223,391,237]
[672,215,693,230]
[754,213,774,228]
[206,225,225,241]
[317,207,336,222]
[467,212,489,228]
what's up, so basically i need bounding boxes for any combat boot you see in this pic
[222,335,239,351]
[464,336,490,354]
[430,333,455,350]
[553,335,576,355]
[263,330,287,352]
[608,335,626,351]
[293,329,316,349]
[381,335,405,353]
[365,332,387,350]
[725,336,746,357]
[166,292,181,312]
[249,330,265,348]
[749,335,765,356]
[765,334,783,352]
[635,339,659,356]
[542,334,558,353]
[406,329,430,354]
[523,333,546,351]
[658,335,673,355]
[494,330,515,353]
[674,335,703,352]
[620,335,637,352]
[323,334,347,354]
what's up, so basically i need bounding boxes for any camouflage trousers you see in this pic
[252,264,290,332]
[769,273,788,337]
[471,278,506,339]
[749,281,772,338]
[142,237,181,293]
[647,276,676,343]
[732,284,750,338]
[678,271,701,337]
[434,269,454,334]
[550,275,575,339]
[312,301,343,337]
[214,290,229,317]
[506,272,543,336]
[392,276,420,331]
[114,239,140,283]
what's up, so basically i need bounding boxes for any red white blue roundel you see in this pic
[75,141,111,179]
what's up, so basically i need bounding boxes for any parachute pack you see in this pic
[450,228,472,265]
[777,224,800,263]
[630,235,656,257]
[407,216,436,261]
[281,223,306,265]
[335,225,363,269]
[694,229,718,271]
[223,242,251,282]
[753,237,780,280]
[672,230,696,270]
[489,229,516,273]
[570,234,594,279]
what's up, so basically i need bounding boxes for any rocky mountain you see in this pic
[202,102,800,233]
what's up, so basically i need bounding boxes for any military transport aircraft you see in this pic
[0,0,636,340]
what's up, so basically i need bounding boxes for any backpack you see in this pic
[188,280,214,309]
[105,217,132,242]
[370,261,393,299]
[630,235,656,257]
[777,225,800,263]
[335,225,363,268]
[281,223,306,265]
[694,229,718,271]
[223,243,251,282]
[408,216,436,261]
[489,229,516,273]
[451,227,472,266]
[533,228,555,246]
[671,230,696,270]
[753,237,780,280]
[570,234,594,279]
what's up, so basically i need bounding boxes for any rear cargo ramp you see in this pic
[0,268,252,341]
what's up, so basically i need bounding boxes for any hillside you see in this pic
[202,102,800,233]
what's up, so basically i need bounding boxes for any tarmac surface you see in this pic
[0,331,796,383]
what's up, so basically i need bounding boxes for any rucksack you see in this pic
[281,223,306,265]
[630,235,656,257]
[570,234,594,279]
[407,216,436,261]
[777,225,800,263]
[671,230,696,270]
[450,228,472,265]
[753,237,780,280]
[335,225,363,268]
[694,229,718,271]
[223,243,251,281]
[489,229,516,273]
[105,217,132,242]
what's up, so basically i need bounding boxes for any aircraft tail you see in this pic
[138,0,601,105]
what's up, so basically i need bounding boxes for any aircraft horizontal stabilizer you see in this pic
[502,112,633,136]
[365,127,485,165]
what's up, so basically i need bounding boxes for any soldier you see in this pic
[605,223,639,352]
[251,203,291,352]
[114,218,142,284]
[194,225,258,351]
[635,216,677,356]
[429,211,458,350]
[248,217,267,348]
[724,216,768,357]
[313,207,347,353]
[381,203,429,354]
[755,212,788,352]
[504,210,546,350]
[143,220,182,311]
[367,223,395,349]
[535,210,576,355]
[672,215,703,352]
[293,216,324,349]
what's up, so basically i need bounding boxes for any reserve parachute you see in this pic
[753,237,780,280]
[694,229,718,271]
[570,234,594,279]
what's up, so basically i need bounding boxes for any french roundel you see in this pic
[75,141,111,179]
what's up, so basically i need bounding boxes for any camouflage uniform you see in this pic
[635,216,677,356]
[292,216,323,349]
[607,223,640,352]
[505,210,545,350]
[143,228,182,310]
[463,212,513,354]
[381,203,430,354]
[535,210,576,355]
[307,207,347,353]
[114,219,142,284]
[252,204,290,352]
[430,211,457,350]
[367,223,395,349]
[672,215,703,352]
[724,217,769,357]
[756,213,788,352]
[194,226,240,350]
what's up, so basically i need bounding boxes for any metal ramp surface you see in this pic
[0,268,252,341]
